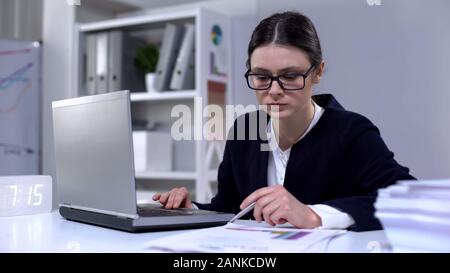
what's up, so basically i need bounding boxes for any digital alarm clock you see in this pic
[0,175,52,217]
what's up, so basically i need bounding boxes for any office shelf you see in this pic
[207,170,218,182]
[78,9,198,33]
[135,171,196,180]
[130,90,196,102]
[136,170,217,182]
[74,7,231,203]
[135,170,217,182]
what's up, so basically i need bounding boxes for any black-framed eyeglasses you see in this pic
[244,65,315,91]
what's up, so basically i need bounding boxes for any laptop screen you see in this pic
[52,91,138,218]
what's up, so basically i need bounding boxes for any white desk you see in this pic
[0,211,391,253]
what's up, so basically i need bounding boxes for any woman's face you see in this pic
[249,43,323,119]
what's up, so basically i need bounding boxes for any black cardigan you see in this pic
[195,94,415,231]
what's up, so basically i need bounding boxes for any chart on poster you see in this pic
[0,40,40,175]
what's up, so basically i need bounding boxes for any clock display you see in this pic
[0,175,52,217]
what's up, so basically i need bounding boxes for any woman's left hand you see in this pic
[240,185,322,228]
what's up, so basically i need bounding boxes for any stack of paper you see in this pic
[146,223,345,253]
[375,179,450,252]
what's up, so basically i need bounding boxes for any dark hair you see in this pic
[247,11,322,68]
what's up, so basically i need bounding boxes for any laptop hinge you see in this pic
[60,203,139,219]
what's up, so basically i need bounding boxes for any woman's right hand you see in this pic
[152,187,193,209]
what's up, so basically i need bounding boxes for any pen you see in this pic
[228,202,256,223]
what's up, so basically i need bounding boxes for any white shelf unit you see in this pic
[130,90,196,102]
[135,171,197,180]
[73,7,231,203]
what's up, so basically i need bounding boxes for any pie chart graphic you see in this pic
[211,25,222,46]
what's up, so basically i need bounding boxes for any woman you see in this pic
[152,11,415,231]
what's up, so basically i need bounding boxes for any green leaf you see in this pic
[134,44,159,73]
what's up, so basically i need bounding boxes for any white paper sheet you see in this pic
[146,223,345,253]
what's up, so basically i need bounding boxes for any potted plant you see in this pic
[134,44,159,92]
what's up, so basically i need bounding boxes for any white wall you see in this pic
[231,16,258,107]
[256,0,450,179]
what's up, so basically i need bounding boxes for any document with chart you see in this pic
[146,223,345,253]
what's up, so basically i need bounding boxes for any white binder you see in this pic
[85,33,97,95]
[170,23,195,90]
[108,30,123,92]
[95,32,109,94]
[108,31,146,93]
[153,24,184,91]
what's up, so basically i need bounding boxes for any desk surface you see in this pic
[0,211,391,253]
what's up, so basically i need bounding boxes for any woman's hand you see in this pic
[152,187,193,209]
[240,185,322,228]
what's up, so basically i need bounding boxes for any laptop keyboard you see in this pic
[137,204,216,217]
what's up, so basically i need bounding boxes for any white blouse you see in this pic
[266,100,355,229]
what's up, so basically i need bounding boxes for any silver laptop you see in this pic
[52,90,233,232]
